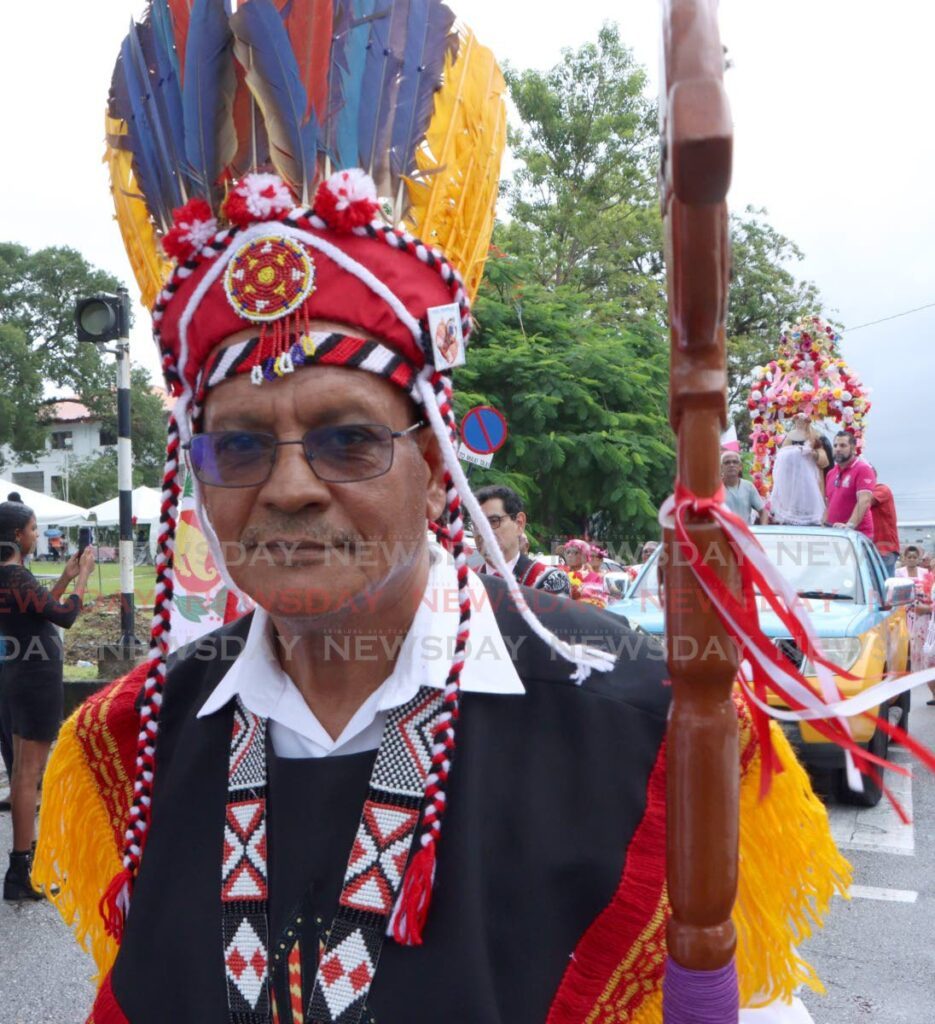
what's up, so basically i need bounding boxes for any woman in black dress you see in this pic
[0,501,94,900]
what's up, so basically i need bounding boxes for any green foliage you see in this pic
[67,446,162,509]
[458,273,674,546]
[0,323,46,466]
[0,242,168,486]
[0,242,124,400]
[502,25,664,318]
[83,365,169,480]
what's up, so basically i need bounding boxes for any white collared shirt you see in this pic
[483,551,519,578]
[197,547,524,758]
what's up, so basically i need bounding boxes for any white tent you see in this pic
[0,477,89,525]
[79,485,163,528]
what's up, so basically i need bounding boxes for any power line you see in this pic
[846,301,935,333]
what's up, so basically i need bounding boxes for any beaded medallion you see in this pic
[224,236,316,322]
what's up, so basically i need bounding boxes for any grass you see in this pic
[63,663,101,681]
[34,563,157,603]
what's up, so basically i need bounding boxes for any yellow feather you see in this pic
[105,115,173,309]
[404,29,506,300]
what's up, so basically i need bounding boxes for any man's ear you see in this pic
[420,429,448,521]
[516,510,527,531]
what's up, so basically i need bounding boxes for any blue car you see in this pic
[609,525,913,805]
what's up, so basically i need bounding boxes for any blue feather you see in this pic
[150,0,181,85]
[118,31,175,229]
[332,0,378,169]
[230,0,320,202]
[183,0,238,198]
[137,16,191,201]
[357,2,407,189]
[389,0,456,180]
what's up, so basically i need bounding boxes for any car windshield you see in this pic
[629,531,862,604]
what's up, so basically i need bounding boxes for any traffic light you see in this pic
[75,291,130,343]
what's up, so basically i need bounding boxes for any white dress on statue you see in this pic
[770,444,825,526]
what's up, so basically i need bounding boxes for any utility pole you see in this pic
[76,287,142,661]
[114,288,137,651]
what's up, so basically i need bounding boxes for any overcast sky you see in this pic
[1,1,932,522]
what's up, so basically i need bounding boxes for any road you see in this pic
[1,689,934,1022]
[799,685,935,1023]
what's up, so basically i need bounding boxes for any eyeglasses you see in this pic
[183,422,425,488]
[485,514,517,530]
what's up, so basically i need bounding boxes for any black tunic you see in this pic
[111,577,670,1023]
[0,563,81,741]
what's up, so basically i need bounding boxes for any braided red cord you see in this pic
[393,373,469,945]
[112,416,182,912]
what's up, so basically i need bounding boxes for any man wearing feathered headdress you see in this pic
[34,3,848,1023]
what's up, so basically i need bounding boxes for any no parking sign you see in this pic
[458,406,508,469]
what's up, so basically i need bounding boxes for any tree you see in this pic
[0,323,46,467]
[458,259,674,549]
[83,365,170,481]
[0,243,125,404]
[502,25,664,319]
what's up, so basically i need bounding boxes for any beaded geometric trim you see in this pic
[196,331,419,409]
[220,688,443,1024]
[222,701,271,1023]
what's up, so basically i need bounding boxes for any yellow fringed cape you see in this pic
[36,675,850,1019]
[547,697,852,1023]
[33,664,149,984]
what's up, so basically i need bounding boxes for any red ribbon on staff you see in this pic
[662,483,935,820]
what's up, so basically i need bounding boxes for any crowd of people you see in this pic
[722,424,902,571]
[470,485,659,612]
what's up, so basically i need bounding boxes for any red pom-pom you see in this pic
[163,199,216,262]
[313,169,380,232]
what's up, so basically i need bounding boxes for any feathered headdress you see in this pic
[102,0,613,966]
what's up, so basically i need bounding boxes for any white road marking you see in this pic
[827,763,915,856]
[848,885,919,903]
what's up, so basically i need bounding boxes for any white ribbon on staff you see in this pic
[739,666,935,723]
[658,495,869,790]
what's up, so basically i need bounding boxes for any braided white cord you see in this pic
[415,373,616,680]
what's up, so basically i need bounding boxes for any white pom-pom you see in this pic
[325,168,378,211]
[239,173,294,219]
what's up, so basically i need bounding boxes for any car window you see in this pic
[856,534,887,604]
[629,532,863,603]
[757,533,862,602]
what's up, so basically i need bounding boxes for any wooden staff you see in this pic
[660,0,740,977]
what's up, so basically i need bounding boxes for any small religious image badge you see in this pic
[427,304,466,369]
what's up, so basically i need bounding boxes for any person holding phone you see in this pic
[0,501,94,900]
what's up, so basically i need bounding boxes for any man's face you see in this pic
[833,435,855,464]
[721,454,741,481]
[477,498,525,562]
[200,358,446,625]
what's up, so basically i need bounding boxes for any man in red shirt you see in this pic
[869,475,900,576]
[825,431,875,538]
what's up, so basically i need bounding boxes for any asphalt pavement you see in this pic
[1,690,934,1023]
[800,685,935,1023]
